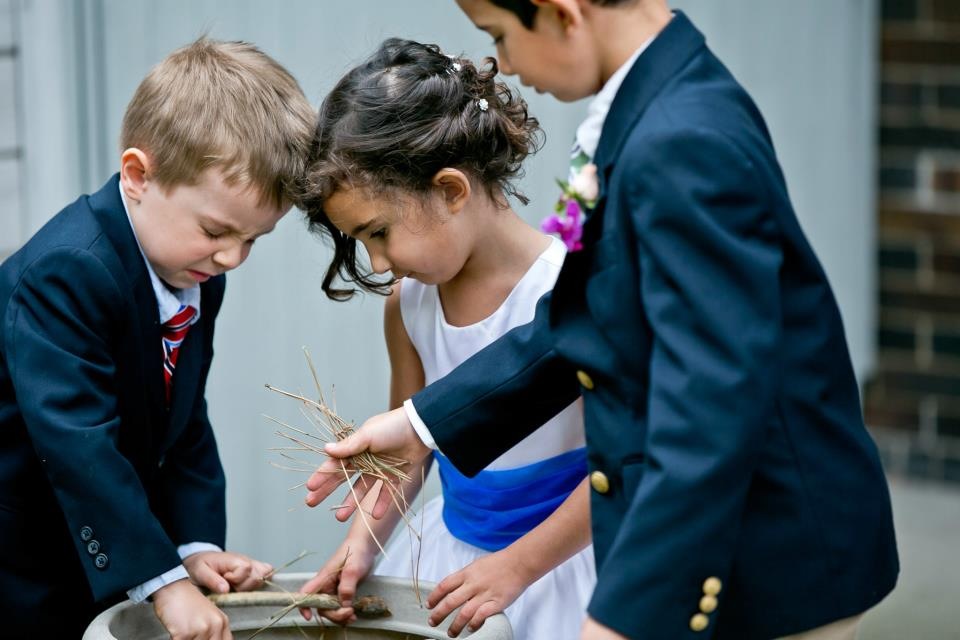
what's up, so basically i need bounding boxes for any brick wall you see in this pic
[864,0,960,482]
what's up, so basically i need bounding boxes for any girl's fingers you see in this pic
[427,572,464,609]
[320,607,355,624]
[468,601,499,633]
[448,599,480,637]
[428,585,471,627]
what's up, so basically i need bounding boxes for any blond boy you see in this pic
[0,38,314,639]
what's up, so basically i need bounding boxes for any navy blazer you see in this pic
[412,13,898,640]
[0,175,226,638]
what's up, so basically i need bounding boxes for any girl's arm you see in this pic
[426,476,592,636]
[301,282,429,623]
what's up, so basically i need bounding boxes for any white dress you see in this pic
[377,237,596,640]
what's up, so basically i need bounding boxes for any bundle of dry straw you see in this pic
[263,348,423,565]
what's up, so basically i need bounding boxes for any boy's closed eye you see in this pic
[369,227,388,239]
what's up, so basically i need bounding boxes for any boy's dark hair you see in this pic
[301,38,543,300]
[490,0,635,28]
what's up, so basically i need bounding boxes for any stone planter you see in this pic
[83,573,513,639]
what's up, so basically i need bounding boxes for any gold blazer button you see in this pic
[699,595,718,613]
[590,470,610,494]
[703,577,722,596]
[576,370,595,390]
[690,613,709,632]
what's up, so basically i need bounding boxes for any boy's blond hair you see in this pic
[121,37,314,207]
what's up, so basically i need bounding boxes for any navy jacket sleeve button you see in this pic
[94,553,109,570]
[576,370,595,390]
[703,577,722,596]
[690,613,709,632]
[590,470,610,494]
[80,526,93,542]
[86,540,100,555]
[699,595,718,613]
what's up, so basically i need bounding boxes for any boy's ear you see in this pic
[532,0,585,31]
[119,148,152,203]
[431,169,472,215]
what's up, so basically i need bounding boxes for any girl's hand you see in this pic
[299,538,378,625]
[152,578,232,640]
[183,551,273,593]
[426,548,531,637]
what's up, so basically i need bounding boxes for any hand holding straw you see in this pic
[304,406,431,521]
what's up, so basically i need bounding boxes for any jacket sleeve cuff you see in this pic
[177,541,223,559]
[126,565,189,603]
[403,398,438,451]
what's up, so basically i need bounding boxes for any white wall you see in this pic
[8,0,879,567]
[0,0,21,258]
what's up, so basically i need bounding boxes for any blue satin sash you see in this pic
[435,447,587,552]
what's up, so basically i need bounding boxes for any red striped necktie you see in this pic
[161,305,197,405]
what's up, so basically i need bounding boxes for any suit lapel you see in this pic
[592,11,706,193]
[86,175,167,452]
[550,13,707,350]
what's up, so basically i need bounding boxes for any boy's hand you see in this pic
[183,551,273,594]
[152,579,232,640]
[305,407,430,520]
[299,538,378,625]
[426,548,531,637]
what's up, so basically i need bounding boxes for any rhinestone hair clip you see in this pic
[446,53,462,75]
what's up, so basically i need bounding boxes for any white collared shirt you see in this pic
[575,33,658,161]
[118,182,219,602]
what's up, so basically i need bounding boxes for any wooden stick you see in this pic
[207,592,340,609]
[207,592,391,619]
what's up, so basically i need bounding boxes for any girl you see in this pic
[297,39,595,639]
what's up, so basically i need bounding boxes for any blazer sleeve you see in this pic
[587,128,783,637]
[152,275,227,548]
[411,291,579,477]
[4,247,182,601]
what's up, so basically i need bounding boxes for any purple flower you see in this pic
[541,197,584,252]
[541,168,596,253]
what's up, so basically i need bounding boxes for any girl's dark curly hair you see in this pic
[300,38,543,300]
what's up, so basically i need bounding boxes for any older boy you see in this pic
[0,38,314,639]
[304,2,899,640]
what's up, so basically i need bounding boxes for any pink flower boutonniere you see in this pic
[541,163,598,252]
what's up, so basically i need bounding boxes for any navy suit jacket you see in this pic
[0,175,226,638]
[412,13,898,640]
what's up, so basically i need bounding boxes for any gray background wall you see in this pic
[4,0,878,570]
